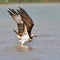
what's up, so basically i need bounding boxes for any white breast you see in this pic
[16,23,30,45]
[17,34,30,45]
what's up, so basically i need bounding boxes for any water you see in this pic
[0,3,60,60]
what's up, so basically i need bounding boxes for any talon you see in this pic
[29,39,33,42]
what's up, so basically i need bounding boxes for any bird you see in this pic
[8,7,34,45]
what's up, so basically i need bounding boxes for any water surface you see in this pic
[0,3,60,60]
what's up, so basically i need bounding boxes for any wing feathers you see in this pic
[8,7,34,37]
[8,8,22,24]
[19,7,29,16]
[8,8,18,15]
[8,10,13,16]
[18,7,34,37]
[17,23,25,34]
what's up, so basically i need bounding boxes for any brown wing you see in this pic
[8,7,34,37]
[17,7,34,37]
[8,8,25,36]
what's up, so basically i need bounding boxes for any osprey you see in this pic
[8,7,34,45]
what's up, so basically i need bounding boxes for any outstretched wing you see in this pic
[8,7,34,37]
[8,8,25,36]
[17,7,34,37]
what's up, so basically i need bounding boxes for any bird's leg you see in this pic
[31,34,37,38]
[28,39,33,42]
[29,34,37,42]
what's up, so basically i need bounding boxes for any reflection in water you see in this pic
[0,45,34,55]
[15,45,34,52]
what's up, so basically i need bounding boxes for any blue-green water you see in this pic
[0,3,60,60]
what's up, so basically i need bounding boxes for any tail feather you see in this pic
[13,29,18,34]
